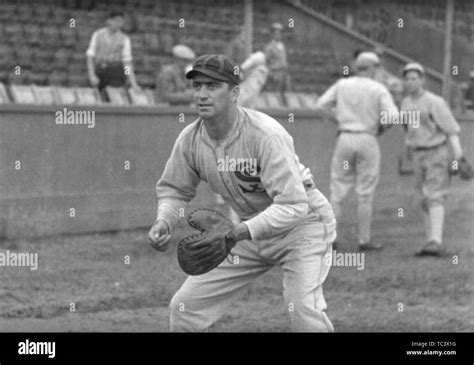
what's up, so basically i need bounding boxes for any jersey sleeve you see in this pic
[378,86,399,124]
[85,30,98,58]
[155,130,201,228]
[315,81,338,110]
[243,133,309,240]
[430,97,461,135]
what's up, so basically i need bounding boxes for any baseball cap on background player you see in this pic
[403,62,425,77]
[271,22,284,31]
[172,45,196,61]
[354,52,380,70]
[186,54,240,85]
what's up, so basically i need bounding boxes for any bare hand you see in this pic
[148,220,171,252]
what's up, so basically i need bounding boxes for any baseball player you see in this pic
[148,54,336,332]
[315,52,399,251]
[401,63,465,256]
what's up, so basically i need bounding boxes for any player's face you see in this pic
[192,74,237,119]
[107,16,124,32]
[404,71,424,94]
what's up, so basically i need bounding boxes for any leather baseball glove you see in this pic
[449,157,473,180]
[177,209,236,276]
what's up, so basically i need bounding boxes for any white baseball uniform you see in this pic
[156,107,336,332]
[316,76,398,244]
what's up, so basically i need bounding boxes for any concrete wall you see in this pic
[1,104,473,239]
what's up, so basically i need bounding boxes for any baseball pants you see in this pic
[330,132,380,244]
[412,143,450,210]
[169,188,336,332]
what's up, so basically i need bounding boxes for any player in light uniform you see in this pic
[315,52,399,250]
[148,54,336,332]
[401,63,465,256]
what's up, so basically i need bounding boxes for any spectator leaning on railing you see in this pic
[86,11,139,91]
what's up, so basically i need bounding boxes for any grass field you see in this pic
[0,172,472,332]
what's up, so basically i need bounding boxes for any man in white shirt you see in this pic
[86,12,139,91]
[316,52,399,251]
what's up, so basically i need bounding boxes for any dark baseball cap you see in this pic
[186,54,240,85]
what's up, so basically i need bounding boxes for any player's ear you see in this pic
[230,84,239,103]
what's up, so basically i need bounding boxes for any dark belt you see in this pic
[412,140,447,151]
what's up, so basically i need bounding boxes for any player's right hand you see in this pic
[148,220,171,252]
[89,74,100,88]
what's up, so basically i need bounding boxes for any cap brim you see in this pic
[403,68,424,76]
[186,68,230,82]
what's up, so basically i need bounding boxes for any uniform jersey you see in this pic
[156,107,321,241]
[316,76,398,135]
[401,90,461,148]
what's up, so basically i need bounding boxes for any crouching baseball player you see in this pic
[401,63,466,257]
[148,54,336,332]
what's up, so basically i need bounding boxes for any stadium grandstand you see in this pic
[0,0,343,108]
[0,0,472,112]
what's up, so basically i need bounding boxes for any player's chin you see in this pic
[197,108,215,118]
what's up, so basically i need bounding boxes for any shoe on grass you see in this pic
[415,241,448,257]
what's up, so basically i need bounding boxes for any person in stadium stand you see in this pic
[263,22,291,105]
[155,45,196,106]
[86,12,140,91]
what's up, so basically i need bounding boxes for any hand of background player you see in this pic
[148,220,171,252]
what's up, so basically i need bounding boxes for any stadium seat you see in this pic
[60,27,78,48]
[24,24,43,46]
[48,70,69,86]
[41,25,61,48]
[15,4,36,23]
[34,5,52,22]
[144,32,160,52]
[67,74,89,87]
[9,84,37,103]
[54,49,72,71]
[105,86,130,105]
[4,22,24,44]
[0,4,16,22]
[0,44,14,67]
[33,86,57,104]
[53,86,78,104]
[14,46,35,68]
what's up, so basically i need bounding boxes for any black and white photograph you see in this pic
[0,0,473,361]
